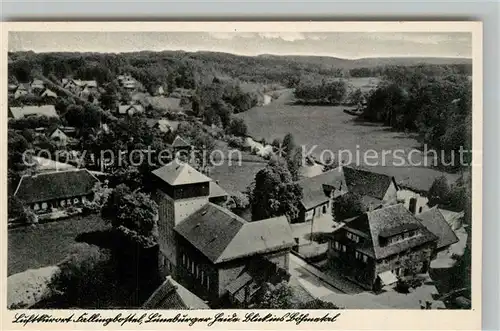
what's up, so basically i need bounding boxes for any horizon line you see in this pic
[8,49,473,61]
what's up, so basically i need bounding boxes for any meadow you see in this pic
[8,215,109,276]
[235,77,433,168]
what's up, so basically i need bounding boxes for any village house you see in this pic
[295,167,348,224]
[174,204,294,305]
[13,84,30,99]
[171,135,192,154]
[416,206,459,253]
[150,161,295,306]
[48,127,70,146]
[356,166,461,215]
[294,166,399,224]
[8,105,59,120]
[13,169,99,214]
[145,118,180,134]
[328,204,438,291]
[143,276,209,309]
[40,88,58,99]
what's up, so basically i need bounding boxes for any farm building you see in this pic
[416,207,459,252]
[8,105,59,120]
[294,166,399,223]
[13,169,99,215]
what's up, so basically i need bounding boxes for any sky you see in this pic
[9,32,472,59]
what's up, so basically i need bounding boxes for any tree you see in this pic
[101,184,158,247]
[227,191,250,212]
[8,196,26,221]
[332,192,368,221]
[348,88,364,106]
[227,117,248,137]
[251,159,303,221]
[428,176,451,207]
[49,243,115,308]
[282,133,296,157]
[254,281,294,309]
[8,130,30,172]
[297,299,340,309]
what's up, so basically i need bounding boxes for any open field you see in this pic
[8,214,109,276]
[236,82,428,168]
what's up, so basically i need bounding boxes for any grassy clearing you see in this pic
[8,214,109,276]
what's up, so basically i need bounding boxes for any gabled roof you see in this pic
[152,161,211,186]
[343,166,396,200]
[345,204,438,260]
[48,127,69,138]
[356,166,460,194]
[142,276,209,309]
[9,105,59,120]
[296,167,347,210]
[41,88,57,98]
[209,181,228,199]
[14,169,99,204]
[175,203,295,264]
[172,135,191,148]
[416,207,459,250]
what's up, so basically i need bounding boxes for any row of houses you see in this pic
[11,153,464,308]
[8,81,58,100]
[294,164,462,291]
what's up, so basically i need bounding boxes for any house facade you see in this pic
[174,204,294,305]
[295,167,348,223]
[151,160,295,306]
[328,204,438,291]
[49,128,70,146]
[13,169,99,214]
[294,166,399,224]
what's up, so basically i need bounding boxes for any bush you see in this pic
[49,243,114,308]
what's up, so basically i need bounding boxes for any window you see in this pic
[333,241,340,250]
[346,232,360,243]
[201,271,205,284]
[341,244,347,252]
[362,255,368,263]
[355,251,362,260]
[322,205,327,214]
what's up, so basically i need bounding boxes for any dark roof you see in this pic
[142,276,209,309]
[343,166,395,200]
[355,166,460,193]
[378,223,420,238]
[417,207,459,250]
[297,167,347,210]
[14,169,99,204]
[175,203,295,264]
[344,204,438,260]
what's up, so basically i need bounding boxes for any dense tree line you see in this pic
[294,80,347,105]
[361,70,472,171]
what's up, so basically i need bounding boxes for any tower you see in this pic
[151,160,211,277]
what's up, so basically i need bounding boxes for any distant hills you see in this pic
[257,54,472,69]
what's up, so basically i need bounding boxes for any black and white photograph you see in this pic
[3,22,481,322]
